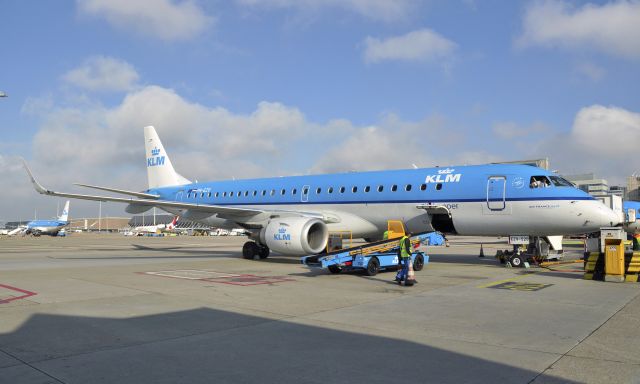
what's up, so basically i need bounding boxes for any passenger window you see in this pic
[405,184,412,192]
[316,187,322,194]
[208,192,211,198]
[420,184,426,191]
[262,190,266,196]
[292,188,297,195]
[223,192,227,197]
[391,185,397,192]
[230,191,234,197]
[303,187,309,195]
[364,186,370,192]
[270,189,275,196]
[377,185,384,192]
[281,189,285,195]
[215,192,219,198]
[200,192,204,198]
[328,187,334,194]
[530,176,551,188]
[340,186,345,193]
[352,186,358,193]
[244,191,249,197]
[253,191,257,196]
[436,184,442,190]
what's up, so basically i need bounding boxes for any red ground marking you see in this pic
[0,284,37,304]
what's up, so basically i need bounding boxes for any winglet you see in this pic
[21,158,52,195]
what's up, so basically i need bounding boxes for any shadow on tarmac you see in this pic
[0,308,576,384]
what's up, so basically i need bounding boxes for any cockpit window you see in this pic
[529,176,551,188]
[549,176,574,187]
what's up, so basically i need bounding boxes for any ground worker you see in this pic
[395,231,414,286]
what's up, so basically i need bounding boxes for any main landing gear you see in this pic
[242,241,270,260]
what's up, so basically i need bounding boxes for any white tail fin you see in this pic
[58,200,70,222]
[144,126,191,189]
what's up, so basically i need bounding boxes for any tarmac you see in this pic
[0,233,638,384]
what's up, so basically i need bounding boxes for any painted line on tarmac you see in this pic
[0,283,37,304]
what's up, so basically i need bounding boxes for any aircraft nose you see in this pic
[593,204,621,228]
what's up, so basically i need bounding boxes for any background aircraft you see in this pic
[23,200,70,236]
[24,126,619,258]
[623,201,640,234]
[127,216,179,236]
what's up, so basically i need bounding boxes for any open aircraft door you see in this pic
[486,176,506,211]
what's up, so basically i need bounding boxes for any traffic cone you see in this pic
[479,244,485,258]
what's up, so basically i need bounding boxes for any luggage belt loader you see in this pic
[301,231,430,276]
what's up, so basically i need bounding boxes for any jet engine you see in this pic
[260,217,328,255]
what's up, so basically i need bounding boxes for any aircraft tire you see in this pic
[413,254,424,271]
[258,245,270,259]
[242,241,259,259]
[365,257,380,276]
[328,265,342,274]
[510,254,524,268]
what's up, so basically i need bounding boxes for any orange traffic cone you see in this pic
[479,244,485,258]
[405,259,416,286]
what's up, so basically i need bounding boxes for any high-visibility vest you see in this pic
[399,235,410,258]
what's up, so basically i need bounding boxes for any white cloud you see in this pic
[363,29,457,63]
[518,0,640,59]
[575,62,606,81]
[62,56,139,92]
[570,105,640,156]
[507,105,640,183]
[236,0,414,22]
[77,0,214,41]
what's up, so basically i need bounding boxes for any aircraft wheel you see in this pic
[365,257,380,276]
[258,245,270,259]
[413,254,424,271]
[242,241,259,260]
[328,265,342,274]
[510,254,524,268]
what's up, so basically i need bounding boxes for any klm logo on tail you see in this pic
[147,147,165,167]
[424,168,462,183]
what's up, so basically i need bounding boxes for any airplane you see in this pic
[623,200,640,234]
[24,200,70,236]
[127,216,179,236]
[23,126,620,259]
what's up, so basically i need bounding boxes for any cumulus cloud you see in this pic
[523,105,640,183]
[77,0,214,41]
[236,0,414,22]
[62,56,139,92]
[363,29,457,64]
[517,0,640,59]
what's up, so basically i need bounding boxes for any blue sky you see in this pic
[1,0,639,220]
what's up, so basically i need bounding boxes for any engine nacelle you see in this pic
[260,217,328,255]
[125,204,152,214]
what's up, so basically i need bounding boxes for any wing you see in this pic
[23,160,261,218]
[22,160,331,221]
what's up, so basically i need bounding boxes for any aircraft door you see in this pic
[301,185,310,203]
[487,176,506,211]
